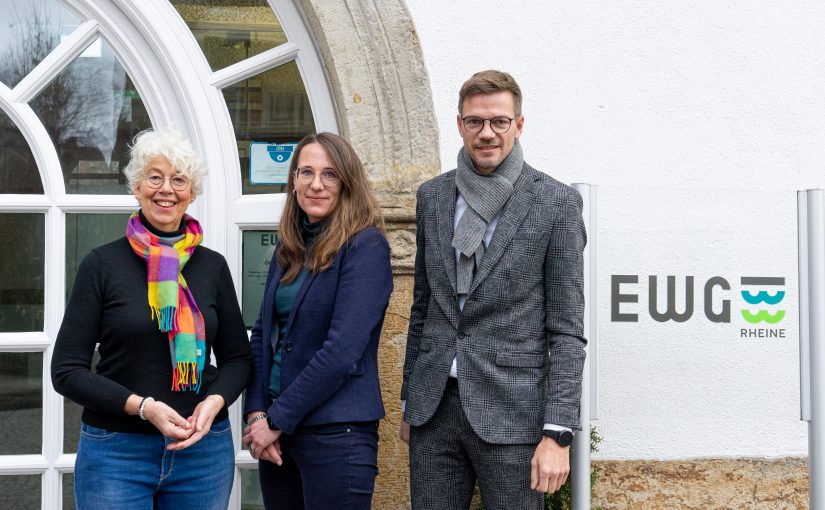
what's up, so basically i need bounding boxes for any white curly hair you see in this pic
[123,127,208,196]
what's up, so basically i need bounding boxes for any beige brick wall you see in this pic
[592,458,808,510]
[374,275,415,510]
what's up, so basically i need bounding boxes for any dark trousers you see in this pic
[409,379,543,510]
[258,421,379,510]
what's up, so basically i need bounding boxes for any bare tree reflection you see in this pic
[0,1,87,193]
[0,0,150,195]
[0,109,42,194]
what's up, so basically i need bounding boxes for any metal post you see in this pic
[571,183,597,510]
[799,191,811,422]
[802,189,825,509]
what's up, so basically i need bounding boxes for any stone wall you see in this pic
[592,458,808,509]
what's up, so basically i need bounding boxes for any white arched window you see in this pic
[0,0,336,508]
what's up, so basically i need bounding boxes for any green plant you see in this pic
[473,427,604,510]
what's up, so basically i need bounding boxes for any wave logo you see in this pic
[740,277,785,324]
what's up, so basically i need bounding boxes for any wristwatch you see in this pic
[542,429,574,447]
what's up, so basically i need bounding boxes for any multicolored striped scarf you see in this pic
[126,211,206,392]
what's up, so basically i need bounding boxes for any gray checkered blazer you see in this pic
[401,164,587,444]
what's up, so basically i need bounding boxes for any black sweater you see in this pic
[52,236,252,434]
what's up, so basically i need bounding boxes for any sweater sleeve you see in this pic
[51,249,135,415]
[205,260,253,406]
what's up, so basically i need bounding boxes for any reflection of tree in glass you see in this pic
[0,2,91,189]
[0,1,61,86]
[0,3,60,194]
[0,110,42,194]
[1,2,151,194]
[34,45,152,194]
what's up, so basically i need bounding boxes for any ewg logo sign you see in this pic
[611,275,786,338]
[740,277,785,324]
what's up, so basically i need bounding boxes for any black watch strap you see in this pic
[542,429,574,447]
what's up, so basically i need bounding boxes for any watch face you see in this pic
[559,431,574,447]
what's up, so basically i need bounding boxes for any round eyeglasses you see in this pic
[294,167,340,187]
[461,116,514,134]
[144,174,191,191]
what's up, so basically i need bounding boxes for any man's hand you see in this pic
[530,437,570,493]
[243,420,283,465]
[399,419,411,444]
[167,395,225,450]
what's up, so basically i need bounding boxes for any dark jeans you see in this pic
[259,421,379,510]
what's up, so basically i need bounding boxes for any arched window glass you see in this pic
[0,109,43,194]
[168,0,286,71]
[65,213,131,300]
[0,353,42,455]
[0,214,44,333]
[30,38,151,195]
[0,0,81,87]
[225,61,315,195]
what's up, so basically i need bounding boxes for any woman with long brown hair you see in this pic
[243,132,392,509]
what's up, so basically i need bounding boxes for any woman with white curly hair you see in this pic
[52,127,251,509]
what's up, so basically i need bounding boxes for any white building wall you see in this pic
[405,0,825,460]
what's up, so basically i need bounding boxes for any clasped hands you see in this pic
[137,394,225,451]
[242,411,283,465]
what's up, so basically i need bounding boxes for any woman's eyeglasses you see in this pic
[144,174,191,191]
[294,167,340,187]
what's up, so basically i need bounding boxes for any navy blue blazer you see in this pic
[244,227,393,434]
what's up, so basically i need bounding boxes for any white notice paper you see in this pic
[249,142,296,184]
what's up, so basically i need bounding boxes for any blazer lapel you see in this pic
[467,170,537,297]
[436,173,458,295]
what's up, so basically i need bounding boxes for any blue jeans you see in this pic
[74,419,234,510]
[258,421,379,510]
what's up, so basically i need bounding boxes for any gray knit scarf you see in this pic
[453,140,524,295]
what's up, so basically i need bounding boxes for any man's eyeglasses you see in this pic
[461,116,514,134]
[144,174,191,191]
[294,167,340,187]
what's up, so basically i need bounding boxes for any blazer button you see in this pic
[284,342,294,352]
[458,332,466,339]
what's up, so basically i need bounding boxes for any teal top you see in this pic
[268,219,324,399]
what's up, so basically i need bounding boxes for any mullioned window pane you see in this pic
[169,0,287,71]
[30,38,151,195]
